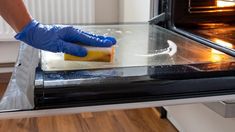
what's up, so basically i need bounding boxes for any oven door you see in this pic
[34,24,235,109]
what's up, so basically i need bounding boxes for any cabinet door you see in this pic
[0,42,19,73]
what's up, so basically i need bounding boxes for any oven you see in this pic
[34,0,235,110]
[152,0,235,56]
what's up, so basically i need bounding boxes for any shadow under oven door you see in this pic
[35,24,235,110]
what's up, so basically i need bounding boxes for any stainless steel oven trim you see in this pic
[150,0,160,18]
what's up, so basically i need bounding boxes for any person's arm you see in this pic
[0,0,32,32]
[0,0,116,56]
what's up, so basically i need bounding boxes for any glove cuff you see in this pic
[14,19,39,41]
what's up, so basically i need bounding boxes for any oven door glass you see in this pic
[41,24,235,71]
[36,24,235,109]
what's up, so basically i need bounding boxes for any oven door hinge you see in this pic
[148,12,168,25]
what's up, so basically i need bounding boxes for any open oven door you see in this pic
[34,23,235,110]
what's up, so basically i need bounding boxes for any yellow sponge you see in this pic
[64,46,115,62]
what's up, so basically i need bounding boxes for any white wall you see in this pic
[95,0,151,23]
[165,104,235,132]
[119,0,150,22]
[94,0,119,23]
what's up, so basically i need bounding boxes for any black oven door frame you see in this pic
[35,62,235,109]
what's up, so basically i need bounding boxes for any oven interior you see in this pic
[172,0,235,52]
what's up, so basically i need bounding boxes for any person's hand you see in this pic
[15,20,116,57]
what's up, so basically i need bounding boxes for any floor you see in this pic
[0,73,178,132]
[0,108,178,132]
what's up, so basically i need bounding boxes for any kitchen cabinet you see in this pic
[0,42,19,73]
[165,104,235,132]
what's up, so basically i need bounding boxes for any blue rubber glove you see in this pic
[15,20,116,57]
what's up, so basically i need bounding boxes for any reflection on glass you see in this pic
[217,0,235,7]
[211,53,222,62]
[185,24,235,50]
[210,39,233,62]
[197,23,228,29]
[212,39,233,54]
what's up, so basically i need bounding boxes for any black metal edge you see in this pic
[33,61,235,92]
[34,76,235,109]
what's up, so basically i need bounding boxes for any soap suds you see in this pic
[135,40,177,57]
